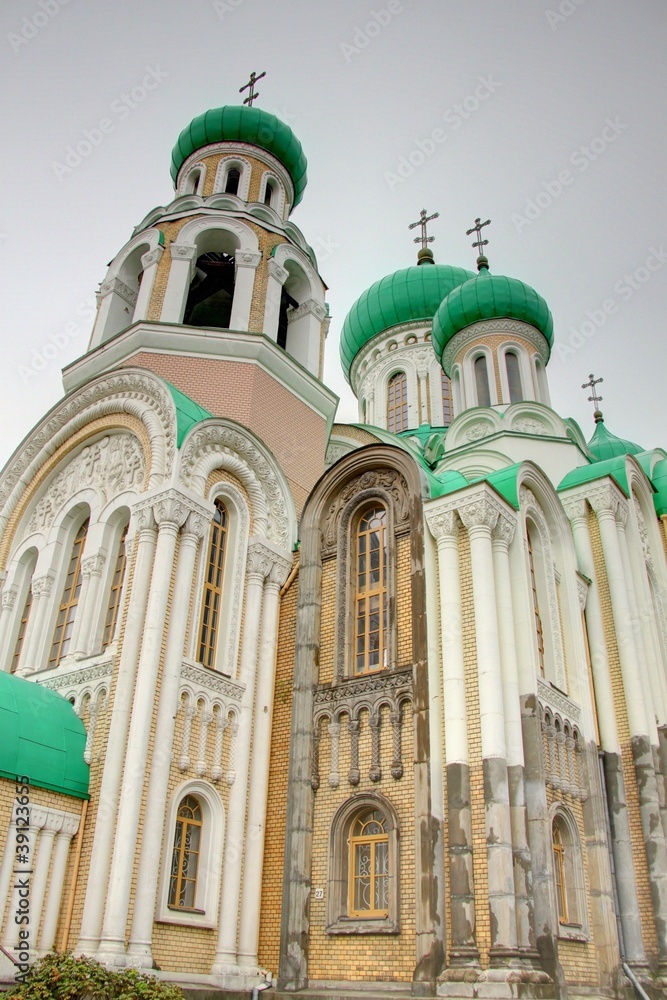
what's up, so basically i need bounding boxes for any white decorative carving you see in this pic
[235,252,262,269]
[267,258,289,284]
[465,423,491,442]
[180,660,245,703]
[287,298,326,322]
[170,243,198,261]
[141,245,164,270]
[98,276,138,307]
[81,553,106,577]
[28,434,145,534]
[425,508,459,541]
[513,418,548,436]
[2,589,17,611]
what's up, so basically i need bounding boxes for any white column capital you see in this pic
[81,552,107,578]
[2,587,17,611]
[287,298,326,322]
[267,258,289,284]
[235,251,262,270]
[141,245,165,270]
[616,498,630,527]
[134,489,211,533]
[492,512,517,548]
[169,242,198,262]
[458,495,501,535]
[246,540,291,585]
[561,495,589,523]
[32,573,55,598]
[425,507,459,542]
[98,275,138,306]
[588,484,620,517]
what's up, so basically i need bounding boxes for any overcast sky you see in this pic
[1,0,666,468]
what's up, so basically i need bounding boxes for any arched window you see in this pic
[48,518,89,668]
[168,795,202,910]
[387,372,408,432]
[505,351,523,403]
[264,178,276,207]
[225,167,240,196]
[184,252,236,329]
[474,355,491,407]
[527,528,546,677]
[11,587,33,674]
[441,371,453,425]
[355,507,387,675]
[198,499,228,669]
[551,810,587,933]
[349,808,389,917]
[102,524,128,649]
[184,169,202,195]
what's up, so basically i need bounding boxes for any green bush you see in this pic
[6,952,185,1000]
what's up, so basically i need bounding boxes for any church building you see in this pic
[0,90,666,1000]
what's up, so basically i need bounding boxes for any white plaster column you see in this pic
[18,573,55,674]
[211,541,272,977]
[0,587,17,668]
[160,244,197,323]
[133,245,164,322]
[29,818,59,948]
[97,491,188,962]
[425,506,479,967]
[418,371,429,424]
[562,493,646,967]
[73,553,106,656]
[229,252,261,332]
[286,299,326,375]
[262,259,288,342]
[75,514,157,955]
[0,820,17,938]
[237,553,291,971]
[92,276,138,345]
[627,503,667,726]
[3,809,43,950]
[459,493,518,961]
[39,818,79,953]
[127,508,210,967]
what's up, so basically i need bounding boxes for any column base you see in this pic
[125,945,157,970]
[94,940,127,967]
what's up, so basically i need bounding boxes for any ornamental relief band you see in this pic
[322,468,410,551]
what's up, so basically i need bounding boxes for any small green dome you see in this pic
[432,269,554,369]
[340,264,474,381]
[0,672,89,799]
[587,418,643,462]
[170,105,308,207]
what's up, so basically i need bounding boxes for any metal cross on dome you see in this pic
[239,70,266,107]
[466,216,491,255]
[582,373,604,412]
[409,208,439,249]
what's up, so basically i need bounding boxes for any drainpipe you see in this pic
[598,753,651,1000]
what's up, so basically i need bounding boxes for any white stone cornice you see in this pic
[180,659,245,704]
[98,276,138,307]
[287,298,326,322]
[267,258,289,284]
[141,245,164,269]
[441,318,550,376]
[235,251,262,270]
[170,242,198,261]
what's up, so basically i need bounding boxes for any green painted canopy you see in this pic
[340,264,474,381]
[0,672,89,799]
[432,269,554,370]
[587,418,643,462]
[163,380,213,448]
[170,105,308,207]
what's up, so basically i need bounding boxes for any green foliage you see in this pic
[7,952,185,1000]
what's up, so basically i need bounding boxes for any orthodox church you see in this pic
[0,89,667,1000]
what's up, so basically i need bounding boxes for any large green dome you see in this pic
[340,264,474,382]
[170,105,308,207]
[432,269,554,371]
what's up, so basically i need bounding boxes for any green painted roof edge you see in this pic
[0,769,89,800]
[650,458,667,517]
[162,380,214,448]
[169,105,308,207]
[483,463,523,510]
[557,456,631,496]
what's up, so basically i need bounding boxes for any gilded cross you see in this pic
[409,208,439,249]
[239,71,266,107]
[466,216,491,255]
[582,373,603,412]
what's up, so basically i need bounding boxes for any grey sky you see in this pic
[1,0,666,468]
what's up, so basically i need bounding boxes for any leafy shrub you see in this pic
[7,952,185,1000]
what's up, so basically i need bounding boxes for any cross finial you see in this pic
[582,373,604,422]
[466,216,491,270]
[239,70,266,107]
[409,208,439,250]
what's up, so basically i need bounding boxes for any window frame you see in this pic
[168,794,204,912]
[48,517,89,669]
[326,794,399,935]
[101,523,128,649]
[197,498,229,669]
[550,806,589,941]
[386,371,408,433]
[353,507,388,676]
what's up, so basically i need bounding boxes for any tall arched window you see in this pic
[441,371,453,425]
[11,587,33,674]
[387,372,408,432]
[553,818,567,921]
[225,167,240,195]
[264,179,276,207]
[474,355,491,407]
[349,808,389,917]
[505,351,523,403]
[527,529,546,677]
[551,810,586,932]
[198,499,228,669]
[355,507,387,675]
[49,518,89,668]
[168,795,202,910]
[102,524,128,649]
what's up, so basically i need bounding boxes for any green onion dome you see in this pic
[587,416,643,462]
[170,105,308,207]
[340,264,474,382]
[432,268,554,370]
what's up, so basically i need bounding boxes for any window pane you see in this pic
[506,351,522,403]
[475,356,491,407]
[198,500,228,669]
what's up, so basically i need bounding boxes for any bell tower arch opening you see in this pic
[184,229,241,330]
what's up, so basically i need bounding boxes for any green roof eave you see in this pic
[651,458,667,517]
[0,673,89,799]
[163,380,214,448]
[557,456,631,497]
[483,463,523,510]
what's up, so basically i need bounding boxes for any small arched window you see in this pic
[168,795,202,910]
[387,372,408,433]
[441,371,453,425]
[198,499,228,669]
[49,518,89,668]
[264,179,276,207]
[185,169,202,195]
[474,355,491,407]
[354,507,388,675]
[349,808,389,917]
[102,524,128,649]
[225,167,240,195]
[505,351,523,403]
